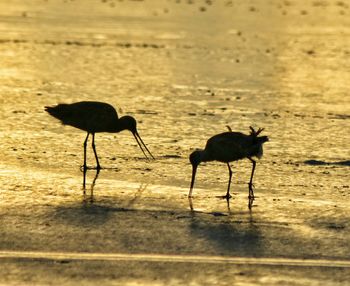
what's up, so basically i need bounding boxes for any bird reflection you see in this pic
[226,196,255,211]
[248,196,254,210]
[189,195,255,213]
[127,183,148,208]
[82,168,100,203]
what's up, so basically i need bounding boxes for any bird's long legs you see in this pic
[225,163,233,199]
[91,133,101,170]
[82,133,101,170]
[82,165,87,191]
[248,157,256,199]
[83,133,90,170]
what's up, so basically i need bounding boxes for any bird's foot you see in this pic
[80,165,102,172]
[248,192,255,200]
[248,183,255,196]
[219,194,232,200]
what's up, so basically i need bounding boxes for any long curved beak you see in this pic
[189,164,197,198]
[133,131,155,160]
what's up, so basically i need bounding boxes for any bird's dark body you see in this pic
[204,132,268,163]
[45,101,119,133]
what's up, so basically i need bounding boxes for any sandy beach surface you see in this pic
[0,0,349,285]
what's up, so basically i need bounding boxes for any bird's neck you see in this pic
[198,149,214,163]
[113,118,129,133]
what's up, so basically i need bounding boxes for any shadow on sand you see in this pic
[304,160,350,166]
[49,168,264,256]
[185,197,263,256]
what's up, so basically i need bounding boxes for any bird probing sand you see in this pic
[189,126,269,201]
[45,101,154,170]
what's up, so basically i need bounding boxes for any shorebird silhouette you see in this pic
[45,101,154,170]
[189,126,269,200]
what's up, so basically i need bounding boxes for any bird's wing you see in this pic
[47,101,119,132]
[70,102,119,132]
[207,132,252,161]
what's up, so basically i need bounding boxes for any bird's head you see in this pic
[189,150,202,167]
[119,115,137,134]
[119,115,154,160]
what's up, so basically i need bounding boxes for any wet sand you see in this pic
[0,0,349,285]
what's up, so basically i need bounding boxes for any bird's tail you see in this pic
[44,106,54,114]
[45,105,60,118]
[44,104,70,121]
[250,126,265,137]
[258,136,269,144]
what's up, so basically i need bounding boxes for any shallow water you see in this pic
[0,0,349,285]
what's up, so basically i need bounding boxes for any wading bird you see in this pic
[45,101,154,170]
[189,126,269,200]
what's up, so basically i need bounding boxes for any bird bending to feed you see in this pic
[189,126,269,200]
[45,101,154,170]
